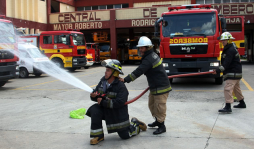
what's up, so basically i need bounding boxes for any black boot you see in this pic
[131,117,147,131]
[218,103,232,113]
[153,121,166,135]
[148,118,160,127]
[233,99,246,108]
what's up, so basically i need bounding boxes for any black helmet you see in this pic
[101,59,124,75]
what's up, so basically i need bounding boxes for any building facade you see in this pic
[1,0,254,61]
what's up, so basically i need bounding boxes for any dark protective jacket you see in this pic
[216,43,242,81]
[87,77,130,133]
[124,49,171,95]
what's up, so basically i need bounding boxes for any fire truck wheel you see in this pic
[0,81,7,87]
[84,66,90,69]
[34,73,42,77]
[52,58,64,68]
[19,68,29,78]
[215,77,223,85]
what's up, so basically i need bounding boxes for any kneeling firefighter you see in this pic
[86,59,147,145]
[119,36,172,135]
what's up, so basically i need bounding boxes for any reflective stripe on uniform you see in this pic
[106,99,113,108]
[107,120,130,131]
[219,66,225,72]
[90,128,103,136]
[98,88,103,94]
[107,92,117,98]
[129,73,137,81]
[223,73,242,79]
[152,58,162,69]
[150,85,172,94]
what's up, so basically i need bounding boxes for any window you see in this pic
[214,0,222,3]
[72,34,85,46]
[43,36,52,44]
[92,6,98,10]
[223,0,230,3]
[196,0,205,4]
[77,7,84,11]
[54,35,68,45]
[99,5,106,10]
[162,13,216,37]
[241,0,249,2]
[205,0,213,3]
[122,4,129,8]
[85,6,91,10]
[231,0,240,2]
[107,5,113,9]
[114,4,121,9]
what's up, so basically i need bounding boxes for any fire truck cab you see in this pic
[155,4,245,84]
[20,30,87,71]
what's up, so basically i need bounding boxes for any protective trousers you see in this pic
[148,92,169,123]
[86,104,105,138]
[86,104,140,139]
[224,79,244,103]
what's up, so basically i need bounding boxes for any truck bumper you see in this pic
[0,62,19,81]
[162,58,221,78]
[85,61,94,67]
[72,57,87,67]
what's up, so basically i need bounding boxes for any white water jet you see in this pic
[0,22,93,92]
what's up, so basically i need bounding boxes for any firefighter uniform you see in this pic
[124,36,171,135]
[86,59,146,145]
[216,32,246,113]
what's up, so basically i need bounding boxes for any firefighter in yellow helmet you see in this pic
[86,59,147,145]
[213,32,246,113]
[119,36,172,135]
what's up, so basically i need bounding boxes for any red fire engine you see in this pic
[20,30,87,71]
[155,4,245,84]
[0,15,19,87]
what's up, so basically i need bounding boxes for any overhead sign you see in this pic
[50,10,110,24]
[212,3,254,23]
[50,10,110,30]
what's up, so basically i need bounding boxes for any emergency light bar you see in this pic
[168,4,211,11]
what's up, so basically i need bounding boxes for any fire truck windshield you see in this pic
[0,22,15,43]
[162,12,216,37]
[72,34,85,46]
[99,43,110,52]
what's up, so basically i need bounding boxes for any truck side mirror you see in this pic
[154,17,163,37]
[221,18,227,32]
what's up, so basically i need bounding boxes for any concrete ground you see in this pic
[0,62,254,149]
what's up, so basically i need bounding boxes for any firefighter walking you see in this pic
[119,36,172,135]
[86,59,147,145]
[213,32,246,113]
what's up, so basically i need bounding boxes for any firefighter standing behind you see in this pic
[86,59,147,145]
[213,32,246,113]
[119,36,172,135]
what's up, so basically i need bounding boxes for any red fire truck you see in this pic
[20,30,87,71]
[0,15,19,87]
[155,4,245,84]
[86,43,100,63]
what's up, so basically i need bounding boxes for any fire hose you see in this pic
[124,71,215,105]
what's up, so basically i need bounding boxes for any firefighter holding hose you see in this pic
[86,59,147,145]
[213,32,246,113]
[119,36,172,135]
